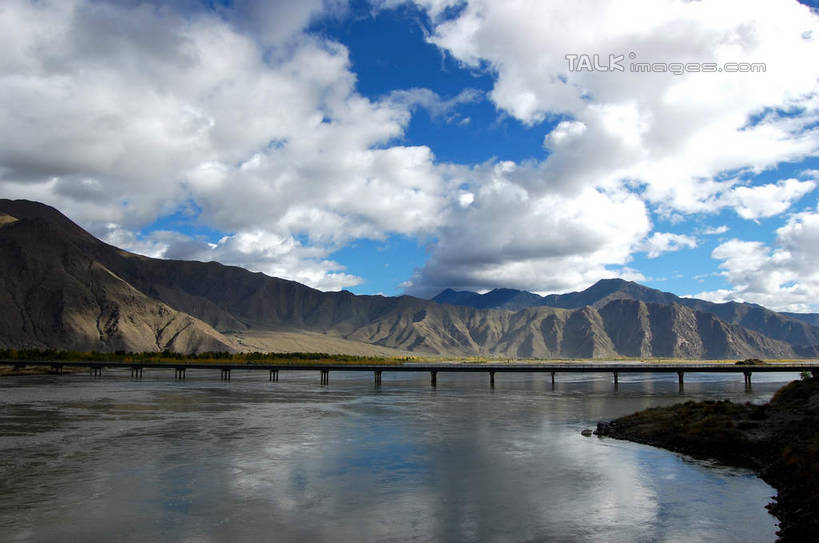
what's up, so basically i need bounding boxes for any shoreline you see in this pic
[594,377,819,542]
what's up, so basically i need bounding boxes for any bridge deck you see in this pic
[3,360,817,373]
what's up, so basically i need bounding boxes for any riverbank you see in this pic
[595,377,819,542]
[0,365,87,376]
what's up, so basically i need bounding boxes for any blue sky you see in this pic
[307,1,566,296]
[2,0,819,311]
[311,1,819,300]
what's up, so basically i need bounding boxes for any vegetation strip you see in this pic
[0,349,410,365]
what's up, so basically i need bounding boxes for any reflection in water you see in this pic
[0,370,787,542]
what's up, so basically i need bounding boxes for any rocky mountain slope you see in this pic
[0,205,238,353]
[781,311,819,326]
[434,279,819,347]
[1,199,817,358]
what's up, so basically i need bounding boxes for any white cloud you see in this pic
[373,0,461,22]
[387,87,483,123]
[101,225,361,292]
[3,0,819,300]
[638,232,698,259]
[390,0,819,296]
[215,0,348,46]
[695,206,819,311]
[458,192,474,207]
[404,160,652,297]
[723,178,816,219]
[204,230,363,292]
[702,225,729,235]
[544,120,587,147]
[0,0,454,290]
[413,0,819,214]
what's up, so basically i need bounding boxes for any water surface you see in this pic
[0,370,791,542]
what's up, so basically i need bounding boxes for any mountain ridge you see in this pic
[1,199,817,359]
[433,279,819,347]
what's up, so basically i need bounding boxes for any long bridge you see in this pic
[3,360,818,391]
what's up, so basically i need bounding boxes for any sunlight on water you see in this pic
[0,370,790,542]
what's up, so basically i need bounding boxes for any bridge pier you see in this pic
[374,370,382,385]
[430,371,437,387]
[677,371,684,393]
[89,366,102,377]
[174,367,186,380]
[220,368,231,381]
[613,371,619,390]
[269,369,279,382]
[489,371,495,388]
[130,366,143,379]
[744,371,752,391]
[320,369,329,385]
[551,371,555,386]
[51,364,63,375]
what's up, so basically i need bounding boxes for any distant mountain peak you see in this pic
[0,198,102,246]
[432,286,544,311]
[591,277,629,286]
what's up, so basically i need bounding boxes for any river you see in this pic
[0,370,792,542]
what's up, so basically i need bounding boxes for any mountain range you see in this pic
[2,198,818,360]
[433,282,819,346]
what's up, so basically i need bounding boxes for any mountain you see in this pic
[433,288,545,311]
[0,202,238,353]
[432,279,819,347]
[540,278,679,308]
[1,199,817,359]
[781,312,819,327]
[432,279,680,311]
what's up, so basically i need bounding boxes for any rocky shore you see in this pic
[595,377,819,542]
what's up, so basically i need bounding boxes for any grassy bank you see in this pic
[0,348,417,366]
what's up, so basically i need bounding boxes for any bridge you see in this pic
[3,360,818,391]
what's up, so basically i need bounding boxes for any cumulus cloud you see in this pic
[404,160,652,297]
[3,0,819,301]
[0,0,457,290]
[413,0,819,212]
[694,206,819,311]
[457,192,475,207]
[101,225,361,291]
[394,0,819,296]
[214,0,348,46]
[722,178,816,219]
[638,232,697,259]
[544,121,587,147]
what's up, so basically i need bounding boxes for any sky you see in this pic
[2,0,819,311]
